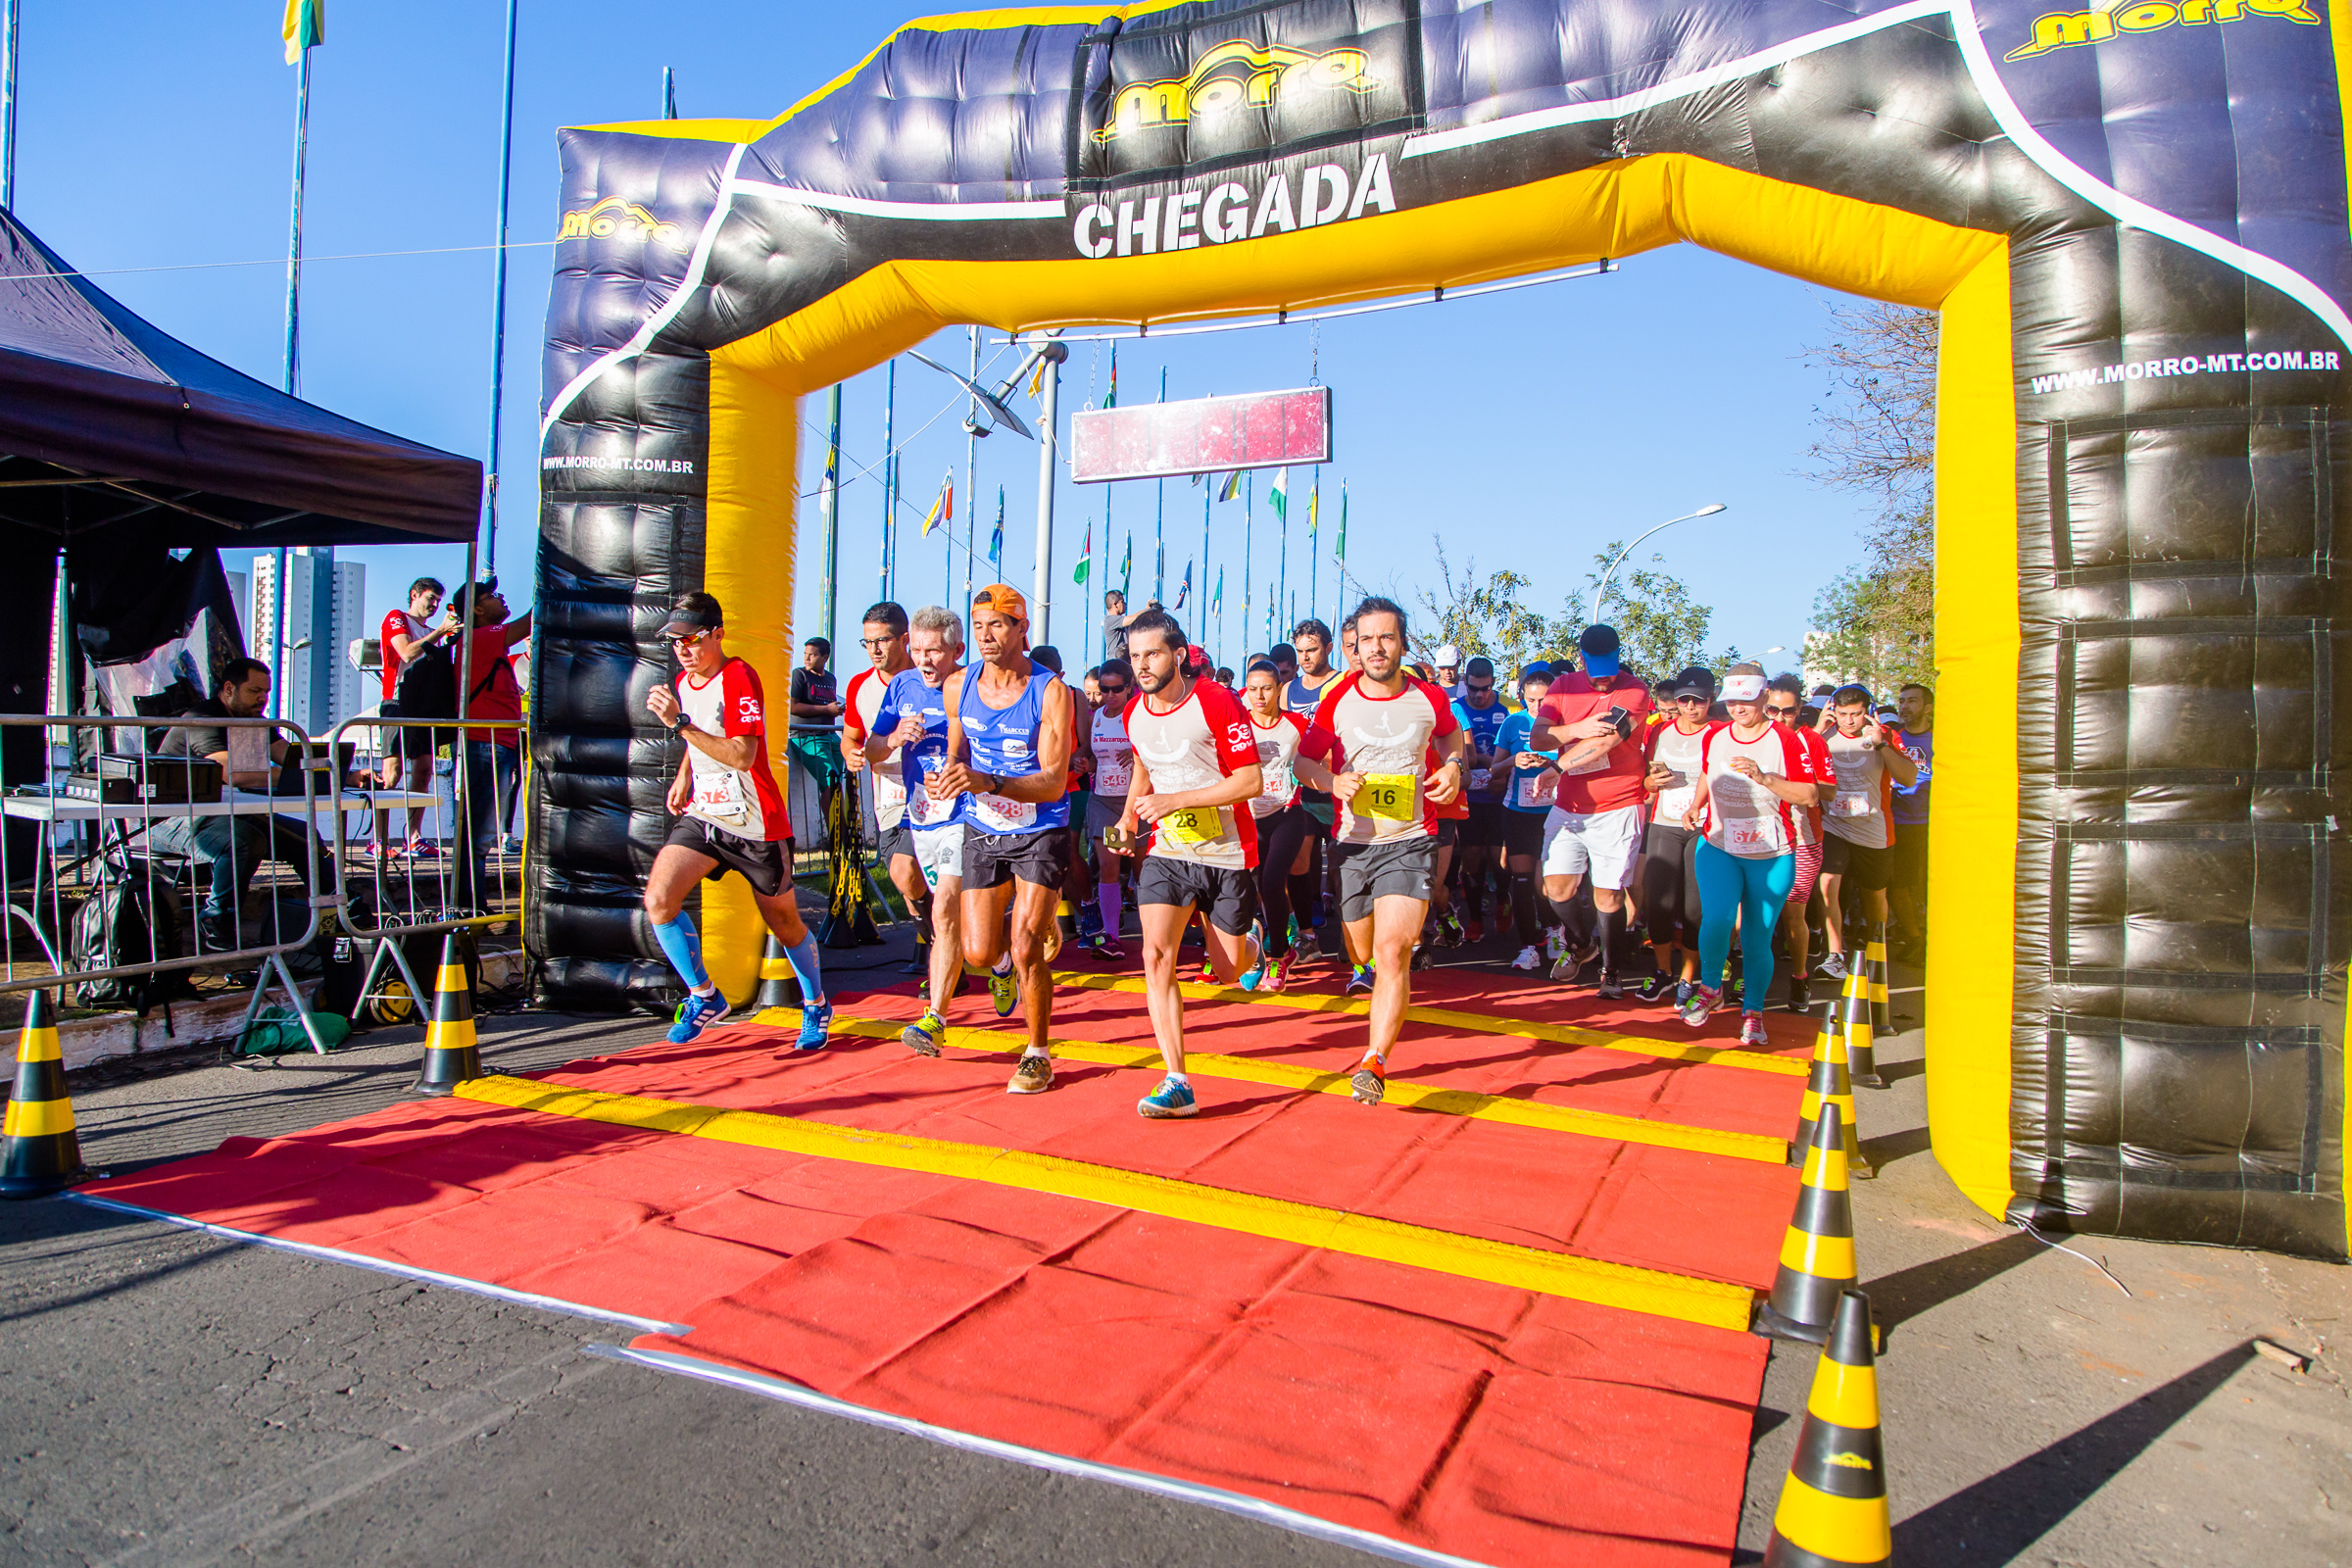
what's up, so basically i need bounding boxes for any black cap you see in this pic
[1578,623,1621,658]
[658,592,723,638]
[1672,664,1715,699]
[1465,656,1494,678]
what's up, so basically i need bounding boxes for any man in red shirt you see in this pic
[839,602,923,975]
[448,581,530,913]
[374,576,453,857]
[1529,623,1656,998]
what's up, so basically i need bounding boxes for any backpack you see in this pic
[69,851,195,1015]
[394,636,459,720]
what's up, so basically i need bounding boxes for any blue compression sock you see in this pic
[652,912,710,993]
[783,934,825,1006]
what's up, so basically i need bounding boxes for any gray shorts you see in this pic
[876,821,914,866]
[1084,792,1129,841]
[1332,834,1437,923]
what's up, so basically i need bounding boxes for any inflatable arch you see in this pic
[533,0,2350,1258]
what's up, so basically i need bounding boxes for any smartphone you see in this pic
[1604,705,1632,737]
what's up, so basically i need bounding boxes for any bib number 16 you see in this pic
[1361,773,1415,821]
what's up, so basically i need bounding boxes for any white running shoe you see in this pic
[1511,945,1542,972]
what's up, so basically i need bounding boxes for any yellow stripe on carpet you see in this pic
[754,1008,1788,1164]
[455,1074,1760,1333]
[1049,970,1809,1077]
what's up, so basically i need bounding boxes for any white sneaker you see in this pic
[1511,945,1542,972]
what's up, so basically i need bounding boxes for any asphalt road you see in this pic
[3,937,2345,1567]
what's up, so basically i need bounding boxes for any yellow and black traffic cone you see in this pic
[1761,1290,1891,1568]
[1865,919,1893,1043]
[1755,1102,1860,1345]
[755,931,801,1012]
[1793,995,1870,1179]
[1,988,84,1198]
[414,934,481,1096]
[1842,967,1883,1090]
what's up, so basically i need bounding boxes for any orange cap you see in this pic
[972,584,1029,623]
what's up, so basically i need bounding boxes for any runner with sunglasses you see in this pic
[1638,666,1714,1004]
[1452,658,1512,947]
[642,593,831,1050]
[1236,659,1339,993]
[1494,663,1561,970]
[1814,681,1919,983]
[1763,672,1834,1011]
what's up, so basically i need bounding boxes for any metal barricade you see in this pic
[0,712,349,1051]
[324,713,528,1027]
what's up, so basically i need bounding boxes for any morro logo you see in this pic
[558,195,689,248]
[2004,0,2315,60]
[1095,39,1378,143]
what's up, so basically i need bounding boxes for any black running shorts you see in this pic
[1333,834,1437,922]
[664,816,788,898]
[1137,856,1259,936]
[1820,832,1891,893]
[961,826,1073,891]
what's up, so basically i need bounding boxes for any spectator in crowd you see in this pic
[154,659,349,952]
[451,582,530,913]
[1890,682,1934,957]
[1102,590,1140,663]
[374,576,455,858]
[788,635,845,847]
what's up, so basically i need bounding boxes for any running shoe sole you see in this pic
[1137,1090,1200,1118]
[901,1020,944,1057]
[1349,1067,1386,1106]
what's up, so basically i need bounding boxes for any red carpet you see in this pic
[82,962,1811,1566]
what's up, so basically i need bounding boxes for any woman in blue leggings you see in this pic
[1679,666,1836,1045]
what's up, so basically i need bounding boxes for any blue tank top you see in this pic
[957,662,1070,835]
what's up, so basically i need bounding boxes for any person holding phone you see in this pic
[1528,623,1656,999]
[1638,666,1715,1005]
[1492,662,1562,970]
[1813,682,1920,979]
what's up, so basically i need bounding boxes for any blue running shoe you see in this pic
[667,989,732,1044]
[1138,1074,1199,1118]
[795,1000,833,1052]
[988,962,1018,1017]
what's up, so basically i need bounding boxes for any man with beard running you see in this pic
[1530,624,1655,998]
[874,607,974,1057]
[930,586,1077,1093]
[1119,611,1269,1117]
[840,602,925,977]
[1308,597,1466,1104]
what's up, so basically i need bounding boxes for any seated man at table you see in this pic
[151,658,341,954]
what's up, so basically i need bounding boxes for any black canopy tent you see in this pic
[0,207,481,548]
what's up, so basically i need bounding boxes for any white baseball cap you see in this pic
[1435,644,1462,666]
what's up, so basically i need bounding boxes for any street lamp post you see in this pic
[1592,504,1728,619]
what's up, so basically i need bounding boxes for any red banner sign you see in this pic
[1069,385,1330,483]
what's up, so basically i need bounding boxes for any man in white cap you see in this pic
[1435,644,1466,704]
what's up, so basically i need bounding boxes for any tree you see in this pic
[1415,540,1555,675]
[1420,537,1743,687]
[1802,299,1937,692]
[1561,546,1743,681]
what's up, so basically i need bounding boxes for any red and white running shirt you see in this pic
[676,658,788,843]
[1787,722,1834,848]
[843,665,907,830]
[1310,672,1461,844]
[1091,701,1135,798]
[379,610,428,703]
[1643,718,1710,824]
[1698,720,1833,859]
[1246,710,1337,818]
[1125,678,1260,868]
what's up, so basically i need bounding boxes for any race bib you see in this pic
[1729,820,1777,853]
[1361,771,1417,822]
[1832,792,1875,817]
[1160,805,1223,845]
[873,771,908,811]
[968,791,1036,833]
[1095,750,1133,794]
[1560,749,1608,776]
[692,768,753,827]
[1513,769,1556,810]
[1259,758,1297,801]
[1467,767,1493,793]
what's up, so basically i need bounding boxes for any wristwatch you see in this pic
[668,713,690,737]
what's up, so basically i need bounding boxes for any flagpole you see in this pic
[1200,483,1211,647]
[1031,343,1062,648]
[961,325,979,612]
[1153,368,1166,602]
[479,0,519,575]
[1277,475,1289,632]
[820,383,842,650]
[1307,472,1319,638]
[879,358,896,603]
[662,66,677,119]
[1242,476,1252,660]
[273,29,317,718]
[0,0,19,209]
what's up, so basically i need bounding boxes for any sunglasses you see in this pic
[667,630,710,650]
[1467,680,1494,693]
[1676,693,1707,704]
[1099,683,1129,698]
[1764,704,1798,717]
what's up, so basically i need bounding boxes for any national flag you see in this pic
[1211,565,1224,615]
[1337,483,1348,560]
[1269,468,1288,522]
[1119,531,1132,594]
[988,486,1004,566]
[921,472,952,537]
[1175,560,1193,610]
[1217,470,1242,503]
[1104,343,1117,409]
[1307,487,1318,538]
[1074,518,1092,584]
[1029,353,1047,400]
[282,0,324,62]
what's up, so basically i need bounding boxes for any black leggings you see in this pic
[1254,804,1318,955]
[1642,822,1703,950]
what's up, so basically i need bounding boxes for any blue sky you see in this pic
[10,1,1882,673]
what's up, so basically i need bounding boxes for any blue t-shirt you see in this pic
[1892,727,1933,826]
[1494,710,1559,813]
[871,666,960,831]
[1452,696,1513,800]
